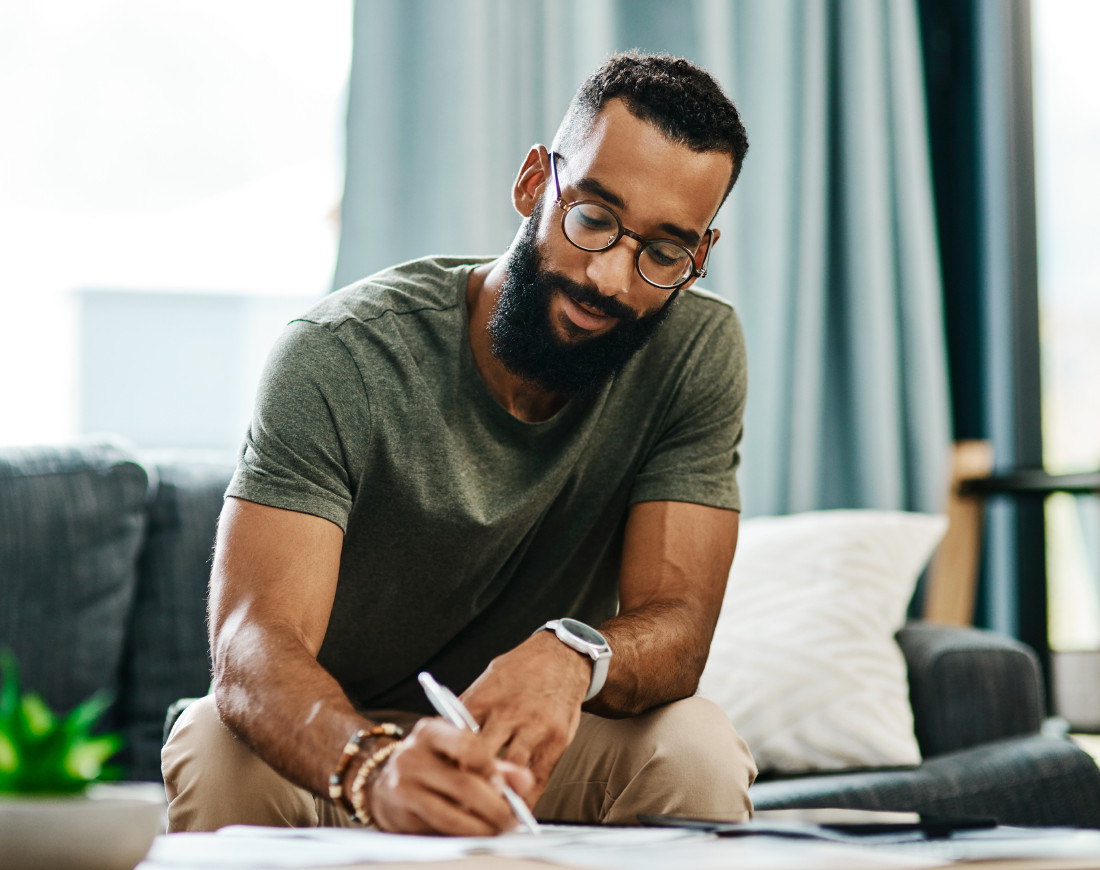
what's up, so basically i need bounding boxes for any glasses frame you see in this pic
[547,150,713,291]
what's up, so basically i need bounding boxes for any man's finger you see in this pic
[498,730,537,770]
[405,790,510,837]
[475,714,518,761]
[415,719,498,777]
[496,760,537,803]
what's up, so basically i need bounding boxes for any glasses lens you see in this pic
[562,203,621,251]
[639,241,695,289]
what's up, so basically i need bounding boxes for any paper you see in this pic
[137,825,948,870]
[139,824,709,869]
[139,822,1100,870]
[867,825,1100,862]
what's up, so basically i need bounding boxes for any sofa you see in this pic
[3,438,1100,826]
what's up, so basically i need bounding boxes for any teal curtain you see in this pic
[920,0,1046,651]
[335,0,952,517]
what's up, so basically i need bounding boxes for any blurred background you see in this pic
[0,1,1096,688]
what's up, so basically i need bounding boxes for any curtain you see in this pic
[335,0,952,517]
[920,0,1046,648]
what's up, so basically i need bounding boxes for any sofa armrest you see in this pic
[898,621,1045,758]
[750,734,1100,828]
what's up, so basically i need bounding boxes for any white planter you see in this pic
[0,782,165,870]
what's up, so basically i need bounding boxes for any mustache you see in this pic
[546,271,639,324]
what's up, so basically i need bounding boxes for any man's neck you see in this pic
[466,260,569,423]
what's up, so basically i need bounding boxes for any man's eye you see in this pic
[574,206,615,230]
[646,243,688,267]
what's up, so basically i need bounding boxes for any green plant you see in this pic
[0,651,122,794]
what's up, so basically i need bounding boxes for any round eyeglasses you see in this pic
[548,150,713,291]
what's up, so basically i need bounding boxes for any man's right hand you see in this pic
[367,718,535,836]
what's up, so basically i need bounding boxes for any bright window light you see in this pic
[0,1,352,446]
[1033,0,1100,650]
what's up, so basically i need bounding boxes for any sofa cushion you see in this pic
[0,440,148,731]
[698,510,946,774]
[117,456,233,782]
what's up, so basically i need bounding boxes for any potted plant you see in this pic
[0,651,164,870]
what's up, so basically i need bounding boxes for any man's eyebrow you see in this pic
[575,176,625,210]
[657,222,701,248]
[573,176,702,248]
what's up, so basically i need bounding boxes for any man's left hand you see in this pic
[460,631,592,804]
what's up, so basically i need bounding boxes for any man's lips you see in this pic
[560,292,618,332]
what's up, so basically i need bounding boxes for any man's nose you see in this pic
[585,238,638,297]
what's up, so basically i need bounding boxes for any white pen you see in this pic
[417,671,541,834]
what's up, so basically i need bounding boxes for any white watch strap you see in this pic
[537,619,612,702]
[583,648,610,702]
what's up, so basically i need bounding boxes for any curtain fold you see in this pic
[335,0,951,516]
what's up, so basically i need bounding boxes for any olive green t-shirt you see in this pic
[228,255,747,713]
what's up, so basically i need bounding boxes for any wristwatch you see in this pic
[534,618,612,702]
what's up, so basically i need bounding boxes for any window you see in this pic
[1033,0,1100,650]
[0,2,352,450]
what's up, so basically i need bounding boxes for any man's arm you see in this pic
[209,496,356,796]
[463,499,737,796]
[210,497,528,835]
[590,499,738,716]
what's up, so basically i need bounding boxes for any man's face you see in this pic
[489,100,732,397]
[488,198,678,397]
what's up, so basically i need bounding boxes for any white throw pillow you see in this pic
[697,510,947,774]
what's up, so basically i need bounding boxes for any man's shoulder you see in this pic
[677,284,736,317]
[660,284,741,344]
[623,283,744,386]
[299,255,495,329]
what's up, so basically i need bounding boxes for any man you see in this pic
[163,51,755,836]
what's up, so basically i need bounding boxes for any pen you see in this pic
[417,671,541,834]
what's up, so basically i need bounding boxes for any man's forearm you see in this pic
[587,599,715,717]
[212,620,369,798]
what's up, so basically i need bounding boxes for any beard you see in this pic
[488,201,678,398]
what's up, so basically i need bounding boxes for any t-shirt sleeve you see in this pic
[628,305,748,511]
[226,319,370,531]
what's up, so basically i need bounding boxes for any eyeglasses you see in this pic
[548,150,713,291]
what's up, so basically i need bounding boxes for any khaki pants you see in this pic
[162,694,756,832]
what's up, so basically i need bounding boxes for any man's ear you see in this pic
[681,228,721,291]
[512,145,550,218]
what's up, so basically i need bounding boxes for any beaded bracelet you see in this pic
[328,723,404,812]
[349,740,402,827]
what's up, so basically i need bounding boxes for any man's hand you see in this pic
[368,719,534,835]
[460,631,592,803]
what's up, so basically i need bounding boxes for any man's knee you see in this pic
[545,695,757,825]
[627,696,757,815]
[162,694,318,832]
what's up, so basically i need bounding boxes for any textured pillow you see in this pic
[0,440,149,730]
[698,510,947,774]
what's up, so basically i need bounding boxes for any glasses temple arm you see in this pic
[694,228,716,278]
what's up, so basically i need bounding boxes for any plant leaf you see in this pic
[0,649,20,723]
[20,693,55,737]
[62,691,113,738]
[64,734,123,781]
[0,731,17,775]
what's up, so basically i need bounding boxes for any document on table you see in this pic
[138,823,945,870]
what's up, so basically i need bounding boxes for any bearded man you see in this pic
[163,51,756,836]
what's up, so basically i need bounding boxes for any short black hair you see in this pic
[553,51,749,197]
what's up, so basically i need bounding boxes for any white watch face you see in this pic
[559,618,608,650]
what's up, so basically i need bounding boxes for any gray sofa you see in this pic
[3,438,1100,826]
